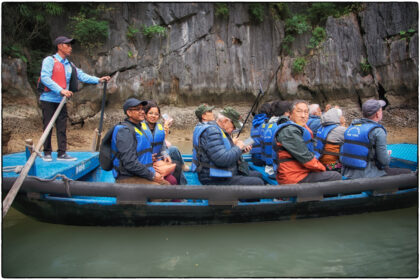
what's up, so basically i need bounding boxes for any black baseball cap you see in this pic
[54,36,76,46]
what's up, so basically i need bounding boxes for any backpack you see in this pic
[36,56,79,95]
[99,121,135,171]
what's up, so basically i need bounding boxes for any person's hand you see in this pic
[152,153,158,162]
[235,140,245,150]
[153,172,170,185]
[340,116,346,127]
[164,119,173,128]
[242,145,252,153]
[99,76,111,83]
[60,89,73,98]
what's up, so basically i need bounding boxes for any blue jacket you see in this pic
[193,121,242,182]
[341,119,389,179]
[250,113,267,159]
[307,115,322,137]
[40,53,99,103]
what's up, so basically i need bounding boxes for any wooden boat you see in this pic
[2,144,418,226]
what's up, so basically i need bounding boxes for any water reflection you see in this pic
[2,207,418,277]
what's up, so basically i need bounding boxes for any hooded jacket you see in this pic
[316,108,347,165]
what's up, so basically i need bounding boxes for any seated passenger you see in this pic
[307,103,322,136]
[111,98,169,185]
[341,99,411,179]
[273,100,342,184]
[195,103,215,124]
[262,100,290,178]
[144,101,179,185]
[192,107,264,185]
[250,102,272,166]
[315,108,347,172]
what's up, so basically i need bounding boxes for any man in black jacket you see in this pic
[112,98,169,185]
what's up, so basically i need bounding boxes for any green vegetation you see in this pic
[269,3,290,21]
[307,3,337,25]
[292,57,306,74]
[280,2,367,56]
[2,2,65,86]
[126,24,140,41]
[127,51,133,58]
[308,27,326,49]
[3,45,28,63]
[215,3,229,19]
[281,34,295,55]
[142,24,167,38]
[285,15,311,35]
[360,58,371,75]
[399,29,416,40]
[248,3,265,23]
[70,13,109,51]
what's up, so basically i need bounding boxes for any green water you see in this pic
[2,207,418,277]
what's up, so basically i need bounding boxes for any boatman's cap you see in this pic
[362,99,386,118]
[195,104,215,120]
[220,107,242,129]
[123,98,148,114]
[54,36,76,46]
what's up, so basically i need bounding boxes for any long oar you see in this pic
[2,97,67,218]
[236,81,265,137]
[94,81,107,151]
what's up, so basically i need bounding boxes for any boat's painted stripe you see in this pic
[43,194,117,205]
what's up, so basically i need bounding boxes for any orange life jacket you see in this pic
[275,143,326,185]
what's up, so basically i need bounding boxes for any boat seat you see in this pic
[248,163,278,185]
[184,171,202,185]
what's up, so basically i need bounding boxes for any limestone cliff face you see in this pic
[2,2,418,127]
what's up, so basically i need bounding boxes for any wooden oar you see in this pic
[2,97,67,218]
[93,81,107,151]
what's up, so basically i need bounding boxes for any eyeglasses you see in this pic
[128,107,144,112]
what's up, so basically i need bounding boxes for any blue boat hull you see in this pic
[2,144,418,226]
[2,173,418,226]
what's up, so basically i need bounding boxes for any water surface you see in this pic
[2,207,417,277]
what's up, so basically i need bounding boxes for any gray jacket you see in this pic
[342,118,390,179]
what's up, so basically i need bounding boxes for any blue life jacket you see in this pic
[315,124,340,157]
[191,123,233,177]
[250,113,267,158]
[260,122,268,163]
[262,122,278,166]
[272,121,319,164]
[307,115,321,136]
[340,121,386,169]
[111,123,154,178]
[144,122,166,156]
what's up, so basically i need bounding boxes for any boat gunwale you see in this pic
[2,173,418,206]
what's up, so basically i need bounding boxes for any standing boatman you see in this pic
[39,36,111,161]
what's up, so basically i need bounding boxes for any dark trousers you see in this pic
[299,171,342,183]
[41,101,68,156]
[202,170,265,185]
[384,167,412,176]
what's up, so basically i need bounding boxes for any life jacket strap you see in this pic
[343,139,372,148]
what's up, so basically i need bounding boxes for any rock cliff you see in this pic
[2,2,418,130]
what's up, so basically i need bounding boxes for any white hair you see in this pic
[308,104,320,115]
